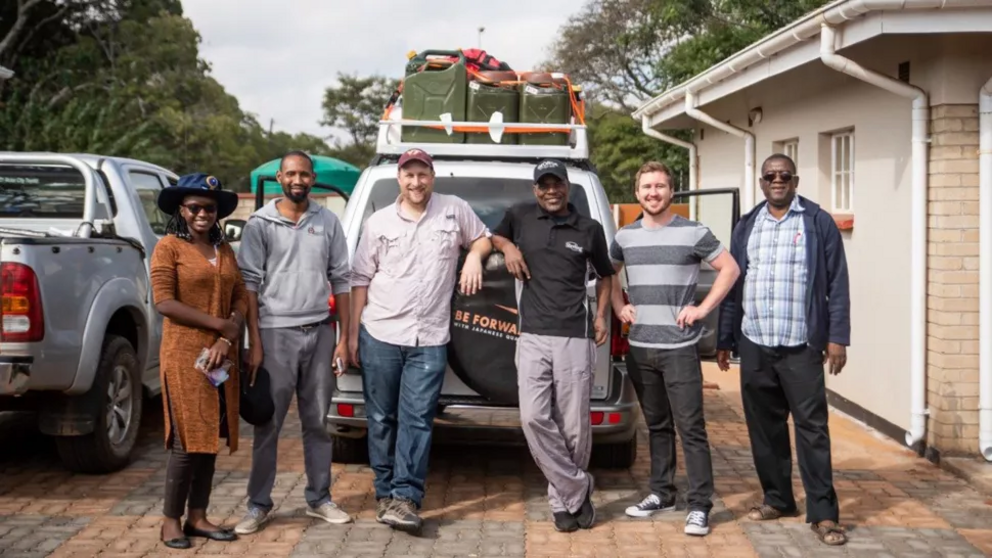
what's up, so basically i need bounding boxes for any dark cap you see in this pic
[534,159,568,183]
[397,148,434,169]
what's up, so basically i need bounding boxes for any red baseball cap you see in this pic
[397,148,434,170]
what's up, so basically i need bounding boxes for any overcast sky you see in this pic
[181,1,581,144]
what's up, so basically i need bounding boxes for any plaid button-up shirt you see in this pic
[741,196,809,348]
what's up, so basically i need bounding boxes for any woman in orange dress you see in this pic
[150,173,247,549]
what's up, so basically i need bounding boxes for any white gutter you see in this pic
[819,24,930,448]
[684,91,756,211]
[980,77,992,461]
[633,0,985,122]
[641,117,699,220]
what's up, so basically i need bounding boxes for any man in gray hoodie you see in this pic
[234,150,353,534]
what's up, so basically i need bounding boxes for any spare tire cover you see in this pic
[447,251,521,405]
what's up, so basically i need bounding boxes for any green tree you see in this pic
[320,73,400,167]
[549,0,833,202]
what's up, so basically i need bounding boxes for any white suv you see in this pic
[326,127,641,469]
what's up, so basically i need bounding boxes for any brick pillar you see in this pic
[926,104,981,456]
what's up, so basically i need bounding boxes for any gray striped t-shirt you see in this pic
[609,216,723,349]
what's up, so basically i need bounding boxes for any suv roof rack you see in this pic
[374,119,590,161]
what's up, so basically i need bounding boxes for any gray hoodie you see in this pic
[237,199,349,329]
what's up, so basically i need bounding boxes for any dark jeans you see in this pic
[626,344,714,512]
[359,325,447,508]
[738,335,839,524]
[163,445,217,519]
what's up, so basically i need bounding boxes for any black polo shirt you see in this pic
[493,202,615,339]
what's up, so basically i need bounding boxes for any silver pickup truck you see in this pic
[0,152,177,473]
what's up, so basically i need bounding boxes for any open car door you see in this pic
[673,187,740,360]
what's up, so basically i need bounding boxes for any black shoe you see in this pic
[162,536,191,550]
[182,523,238,541]
[382,497,423,534]
[575,490,596,529]
[553,511,579,533]
[625,493,677,518]
[684,510,710,536]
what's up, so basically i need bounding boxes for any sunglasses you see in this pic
[183,203,217,215]
[762,171,796,182]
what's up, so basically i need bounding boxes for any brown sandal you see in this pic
[747,504,788,521]
[811,521,847,546]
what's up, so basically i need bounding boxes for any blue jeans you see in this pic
[359,325,447,508]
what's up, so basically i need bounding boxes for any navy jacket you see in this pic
[717,196,850,353]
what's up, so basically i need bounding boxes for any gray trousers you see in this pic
[516,333,595,514]
[247,323,336,511]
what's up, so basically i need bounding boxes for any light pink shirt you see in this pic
[350,193,489,346]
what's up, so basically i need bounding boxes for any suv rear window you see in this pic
[362,176,591,230]
[0,165,111,219]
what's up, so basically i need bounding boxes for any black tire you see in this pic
[55,335,142,474]
[590,436,637,470]
[331,434,369,464]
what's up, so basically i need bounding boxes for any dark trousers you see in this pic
[738,335,839,523]
[626,344,713,513]
[163,445,217,519]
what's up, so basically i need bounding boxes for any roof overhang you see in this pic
[0,66,13,80]
[633,0,992,130]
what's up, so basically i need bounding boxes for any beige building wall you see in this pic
[674,33,992,454]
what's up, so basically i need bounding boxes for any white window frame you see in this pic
[783,139,799,168]
[830,131,854,213]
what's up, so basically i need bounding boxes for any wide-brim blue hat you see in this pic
[157,173,239,219]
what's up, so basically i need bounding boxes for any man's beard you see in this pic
[283,186,309,203]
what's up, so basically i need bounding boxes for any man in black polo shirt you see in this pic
[492,159,615,533]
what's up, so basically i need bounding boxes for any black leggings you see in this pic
[163,446,217,519]
[162,384,226,520]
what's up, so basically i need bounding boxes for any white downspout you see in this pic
[641,116,699,220]
[820,23,930,448]
[684,91,755,211]
[979,77,992,461]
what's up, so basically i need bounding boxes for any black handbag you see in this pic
[239,361,274,426]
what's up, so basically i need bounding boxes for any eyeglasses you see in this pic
[762,171,796,182]
[183,203,217,215]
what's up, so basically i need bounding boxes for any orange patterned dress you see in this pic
[150,235,248,455]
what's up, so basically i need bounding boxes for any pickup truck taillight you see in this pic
[610,290,630,360]
[1,262,44,343]
[328,293,336,315]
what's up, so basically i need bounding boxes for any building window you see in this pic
[783,139,799,168]
[831,131,854,213]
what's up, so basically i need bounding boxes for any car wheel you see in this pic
[331,434,369,464]
[590,436,637,470]
[55,335,142,474]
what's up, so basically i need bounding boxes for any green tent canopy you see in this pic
[249,155,360,196]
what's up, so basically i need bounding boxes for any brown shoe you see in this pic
[811,521,847,545]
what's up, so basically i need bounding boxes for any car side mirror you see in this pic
[224,219,246,242]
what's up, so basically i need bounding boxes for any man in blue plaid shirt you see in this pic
[717,153,850,547]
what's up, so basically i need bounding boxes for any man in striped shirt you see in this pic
[609,161,739,536]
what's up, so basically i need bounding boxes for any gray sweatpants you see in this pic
[516,333,596,514]
[247,322,336,511]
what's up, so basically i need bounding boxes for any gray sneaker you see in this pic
[380,497,422,533]
[306,501,352,525]
[375,498,393,524]
[234,507,269,535]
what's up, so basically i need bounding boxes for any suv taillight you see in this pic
[610,290,630,360]
[1,262,44,343]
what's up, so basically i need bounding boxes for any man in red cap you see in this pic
[349,148,492,533]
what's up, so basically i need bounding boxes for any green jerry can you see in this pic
[466,74,520,145]
[519,74,571,146]
[401,50,467,144]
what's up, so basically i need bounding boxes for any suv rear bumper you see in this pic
[327,363,639,444]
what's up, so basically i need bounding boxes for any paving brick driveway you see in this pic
[2,364,992,557]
